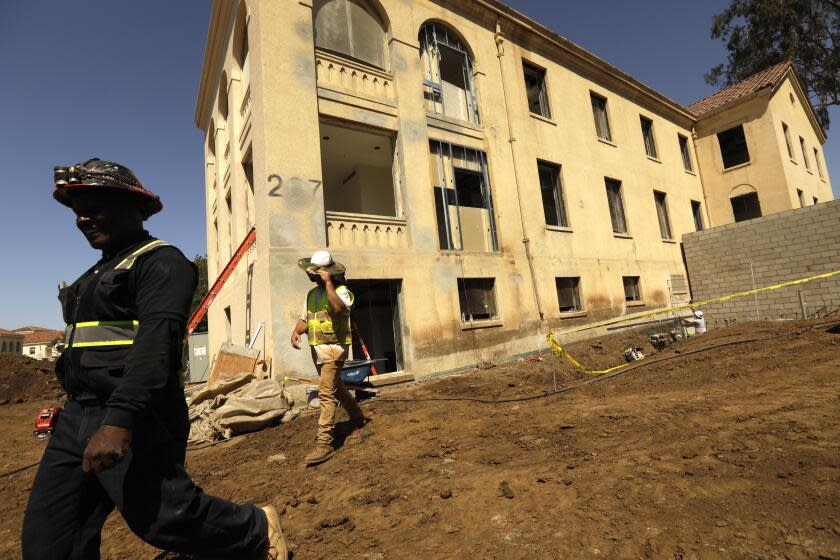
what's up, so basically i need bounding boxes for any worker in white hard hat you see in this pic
[290,250,368,466]
[683,307,707,334]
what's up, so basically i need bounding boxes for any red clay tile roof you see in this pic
[13,328,64,345]
[687,60,792,117]
[0,328,24,337]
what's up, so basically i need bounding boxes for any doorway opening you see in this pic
[346,279,403,373]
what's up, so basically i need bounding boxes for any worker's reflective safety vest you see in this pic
[65,239,170,349]
[306,286,353,346]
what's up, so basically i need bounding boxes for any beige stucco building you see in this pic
[14,327,65,361]
[194,0,832,380]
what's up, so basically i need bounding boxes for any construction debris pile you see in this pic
[188,372,298,444]
[0,353,64,405]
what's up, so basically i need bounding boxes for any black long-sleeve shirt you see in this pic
[61,233,197,429]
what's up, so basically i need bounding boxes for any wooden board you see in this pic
[207,342,260,387]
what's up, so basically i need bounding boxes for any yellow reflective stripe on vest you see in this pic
[306,287,353,345]
[114,239,170,270]
[66,320,140,348]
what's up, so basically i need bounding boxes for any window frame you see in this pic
[678,134,694,172]
[430,140,499,252]
[457,278,499,323]
[717,124,751,169]
[799,136,810,171]
[731,192,762,222]
[622,276,642,303]
[590,92,613,142]
[691,200,704,231]
[537,161,569,229]
[605,178,628,235]
[640,116,658,159]
[555,277,583,313]
[653,190,673,240]
[313,0,388,70]
[419,23,480,124]
[797,188,806,208]
[814,147,825,179]
[523,61,551,119]
[781,122,794,160]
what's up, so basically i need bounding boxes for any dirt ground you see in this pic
[0,352,64,404]
[1,319,839,559]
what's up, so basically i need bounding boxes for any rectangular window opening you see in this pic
[458,278,497,323]
[679,134,693,171]
[538,162,568,228]
[605,178,627,234]
[797,188,805,208]
[523,62,550,118]
[555,277,582,312]
[591,93,612,141]
[813,196,819,205]
[814,147,824,178]
[691,200,704,231]
[731,192,762,222]
[225,192,233,259]
[346,279,404,373]
[799,137,810,170]
[782,122,794,159]
[430,141,498,252]
[320,121,397,217]
[641,116,657,159]
[718,125,750,168]
[654,190,672,239]
[623,276,641,302]
[224,306,232,342]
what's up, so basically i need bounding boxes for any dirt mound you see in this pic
[1,319,838,558]
[0,353,65,405]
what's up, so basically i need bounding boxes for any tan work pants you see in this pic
[312,348,363,446]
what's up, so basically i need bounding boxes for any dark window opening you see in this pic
[799,137,810,170]
[691,200,704,231]
[458,278,497,322]
[605,178,627,234]
[641,116,657,159]
[623,276,641,302]
[556,277,582,312]
[654,191,672,239]
[731,192,762,222]
[224,306,232,342]
[524,62,550,118]
[538,162,568,228]
[346,279,403,373]
[718,125,750,168]
[797,189,805,208]
[591,93,612,141]
[679,134,693,171]
[782,122,793,159]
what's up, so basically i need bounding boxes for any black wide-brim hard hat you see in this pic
[53,158,163,217]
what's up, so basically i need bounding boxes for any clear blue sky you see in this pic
[0,0,837,330]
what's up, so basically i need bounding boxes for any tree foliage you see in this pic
[190,254,209,333]
[706,0,840,129]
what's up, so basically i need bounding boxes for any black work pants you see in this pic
[21,399,268,559]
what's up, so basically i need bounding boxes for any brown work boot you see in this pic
[350,415,370,430]
[260,505,288,559]
[304,444,336,466]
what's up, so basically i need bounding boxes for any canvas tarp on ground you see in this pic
[188,372,297,444]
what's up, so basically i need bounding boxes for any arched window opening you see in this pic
[313,0,386,70]
[419,23,479,124]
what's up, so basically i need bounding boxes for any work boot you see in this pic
[304,444,336,466]
[260,505,288,560]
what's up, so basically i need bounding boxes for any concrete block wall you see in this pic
[682,199,840,327]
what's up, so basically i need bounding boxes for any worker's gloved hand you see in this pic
[83,425,132,474]
[317,269,332,284]
[291,331,302,349]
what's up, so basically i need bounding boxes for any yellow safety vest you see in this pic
[65,239,170,349]
[306,286,353,346]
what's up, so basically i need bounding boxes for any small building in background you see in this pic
[0,329,24,354]
[13,326,65,361]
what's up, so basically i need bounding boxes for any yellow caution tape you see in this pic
[547,266,840,375]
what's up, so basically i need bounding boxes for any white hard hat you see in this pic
[310,250,333,267]
[694,310,704,318]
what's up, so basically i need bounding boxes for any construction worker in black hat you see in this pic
[21,158,287,559]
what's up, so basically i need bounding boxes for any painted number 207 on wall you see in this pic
[267,174,321,197]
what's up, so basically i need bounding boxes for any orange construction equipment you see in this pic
[351,320,378,376]
[187,227,256,336]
